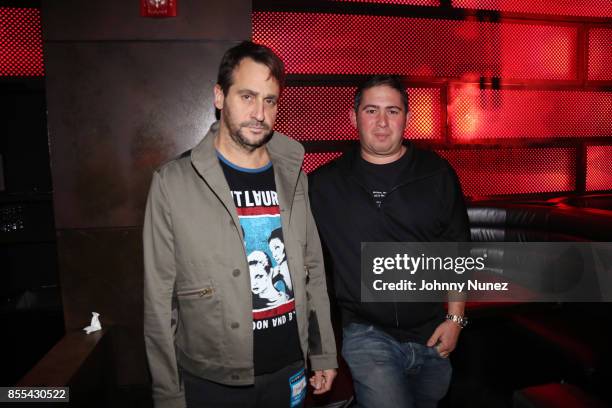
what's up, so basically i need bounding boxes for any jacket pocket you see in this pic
[175,282,224,361]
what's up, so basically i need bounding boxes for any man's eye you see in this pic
[265,98,277,106]
[365,109,376,114]
[242,95,252,101]
[389,110,400,115]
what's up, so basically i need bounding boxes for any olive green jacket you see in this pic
[143,122,337,408]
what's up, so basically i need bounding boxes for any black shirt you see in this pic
[355,150,411,208]
[309,146,470,344]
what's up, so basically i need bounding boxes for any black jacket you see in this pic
[309,145,470,343]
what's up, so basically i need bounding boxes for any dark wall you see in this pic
[42,0,251,386]
[0,82,50,194]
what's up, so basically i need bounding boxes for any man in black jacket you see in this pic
[309,75,470,408]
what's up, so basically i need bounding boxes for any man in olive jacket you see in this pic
[143,41,337,408]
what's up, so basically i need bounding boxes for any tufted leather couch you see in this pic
[462,193,612,408]
[468,194,612,243]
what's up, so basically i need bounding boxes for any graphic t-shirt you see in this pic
[218,152,303,375]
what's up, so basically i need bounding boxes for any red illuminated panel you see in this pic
[333,0,439,5]
[437,148,576,197]
[253,12,577,80]
[586,146,612,192]
[449,87,612,140]
[0,8,44,76]
[588,28,612,81]
[277,86,442,141]
[303,152,344,174]
[453,0,612,18]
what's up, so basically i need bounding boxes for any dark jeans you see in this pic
[342,323,452,408]
[182,360,306,408]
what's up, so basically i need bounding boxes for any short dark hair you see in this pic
[353,75,409,113]
[248,251,272,274]
[217,41,285,96]
[268,227,283,244]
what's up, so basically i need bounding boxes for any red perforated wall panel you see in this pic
[453,0,612,18]
[334,0,439,5]
[303,152,344,174]
[253,12,577,80]
[0,7,44,76]
[588,28,612,81]
[448,87,612,140]
[277,86,442,141]
[437,148,576,197]
[586,145,612,191]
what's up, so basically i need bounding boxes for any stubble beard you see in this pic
[230,126,273,152]
[223,109,273,152]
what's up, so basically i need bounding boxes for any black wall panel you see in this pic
[42,0,250,41]
[45,41,226,229]
[42,0,252,387]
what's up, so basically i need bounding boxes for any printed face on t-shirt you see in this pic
[269,237,286,265]
[248,251,274,296]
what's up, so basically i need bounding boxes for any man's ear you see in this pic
[214,84,224,111]
[349,109,357,129]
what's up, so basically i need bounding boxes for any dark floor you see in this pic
[2,291,64,386]
[5,301,611,408]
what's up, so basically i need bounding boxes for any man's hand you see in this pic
[309,369,337,394]
[426,319,462,358]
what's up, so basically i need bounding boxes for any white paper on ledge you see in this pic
[83,312,102,334]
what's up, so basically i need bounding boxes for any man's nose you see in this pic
[377,113,388,127]
[251,99,265,122]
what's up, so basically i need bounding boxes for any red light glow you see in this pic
[588,28,612,81]
[333,0,439,5]
[276,86,442,141]
[449,88,612,140]
[253,12,577,80]
[453,0,612,18]
[302,152,344,174]
[437,148,576,197]
[0,7,44,76]
[586,145,612,192]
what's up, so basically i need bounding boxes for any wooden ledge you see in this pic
[18,328,109,387]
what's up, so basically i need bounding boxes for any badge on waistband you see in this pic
[288,367,306,407]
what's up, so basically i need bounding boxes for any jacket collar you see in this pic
[190,122,304,227]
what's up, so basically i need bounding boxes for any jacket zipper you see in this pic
[176,287,213,297]
[343,150,445,329]
[350,175,402,327]
[387,180,417,329]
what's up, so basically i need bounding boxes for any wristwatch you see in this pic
[446,314,468,328]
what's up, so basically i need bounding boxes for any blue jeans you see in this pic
[342,323,452,408]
